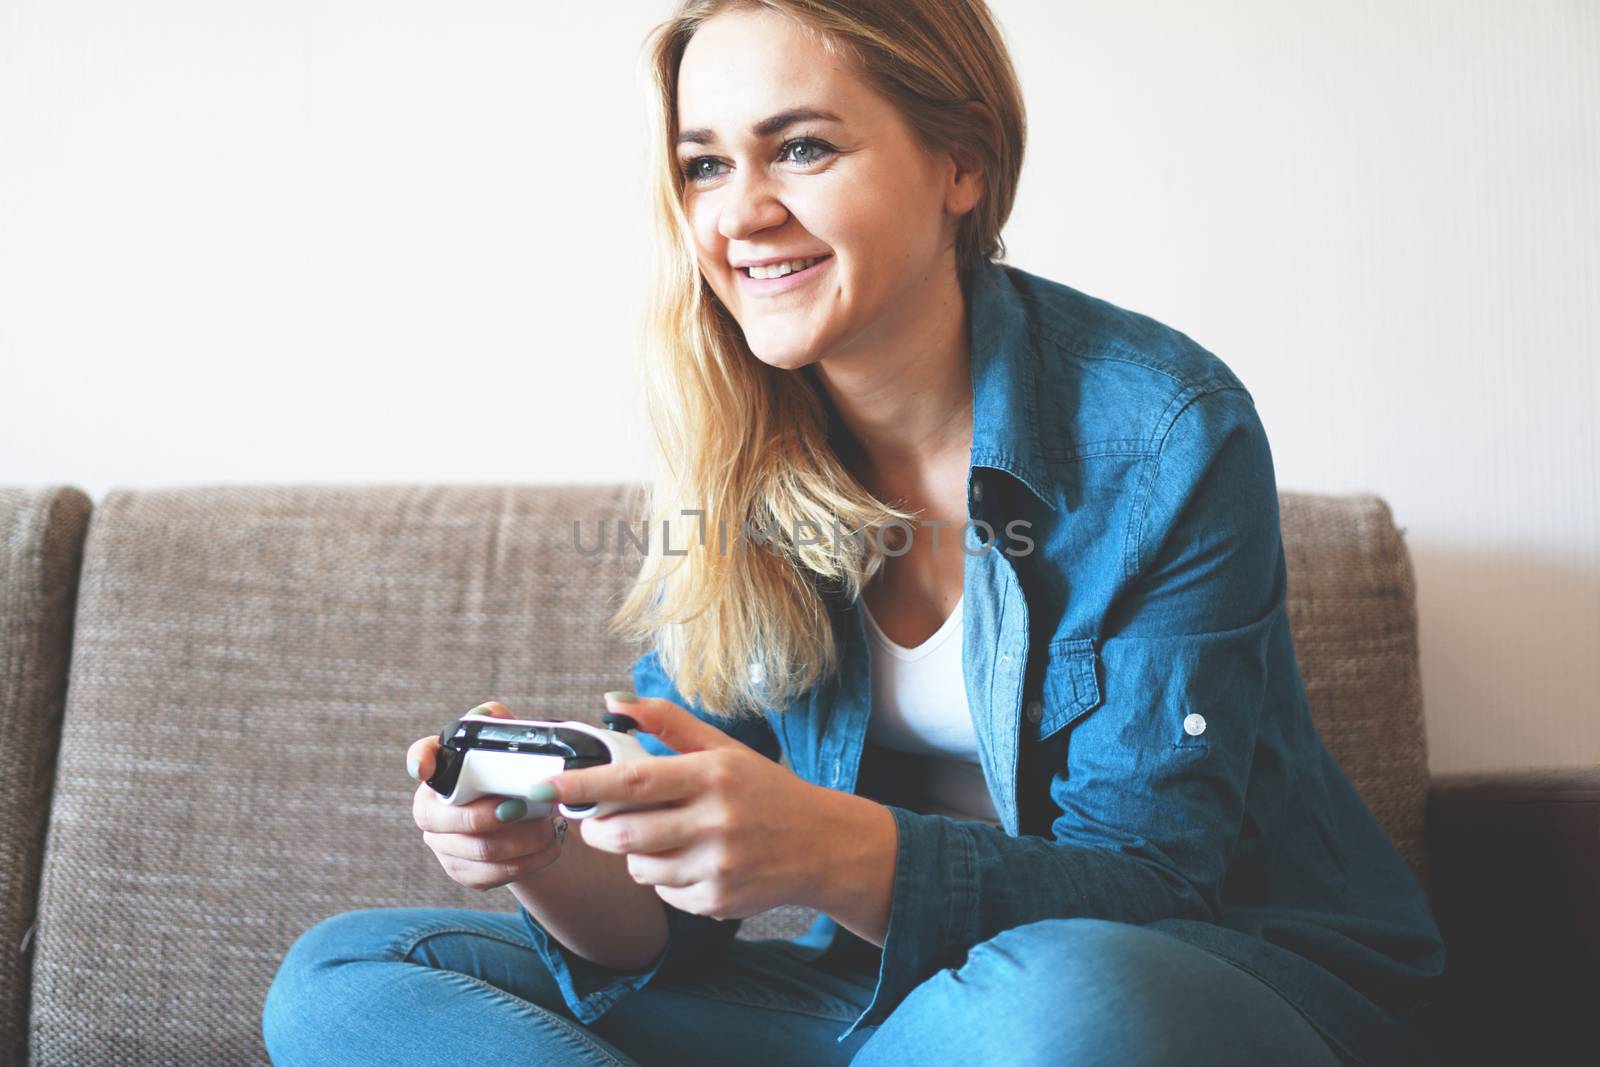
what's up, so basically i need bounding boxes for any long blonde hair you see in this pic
[608,0,1027,720]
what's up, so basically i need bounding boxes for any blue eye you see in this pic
[779,137,835,166]
[682,157,728,182]
[679,137,837,184]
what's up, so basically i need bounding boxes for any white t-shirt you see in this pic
[861,593,1000,826]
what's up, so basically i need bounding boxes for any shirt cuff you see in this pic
[516,897,742,1025]
[836,806,979,1041]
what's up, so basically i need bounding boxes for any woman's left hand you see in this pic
[544,694,832,921]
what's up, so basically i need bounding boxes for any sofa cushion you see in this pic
[0,486,93,1065]
[1277,492,1431,891]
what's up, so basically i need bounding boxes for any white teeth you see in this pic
[746,256,824,280]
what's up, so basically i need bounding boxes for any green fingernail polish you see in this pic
[525,782,557,803]
[496,798,527,822]
[407,755,421,780]
[604,690,638,704]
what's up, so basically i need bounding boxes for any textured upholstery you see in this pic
[0,487,93,1065]
[22,485,1431,1064]
[30,485,648,1064]
[1277,493,1431,891]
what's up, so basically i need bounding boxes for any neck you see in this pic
[811,263,972,485]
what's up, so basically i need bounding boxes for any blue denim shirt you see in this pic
[520,259,1447,1066]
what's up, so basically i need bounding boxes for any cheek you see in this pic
[864,164,947,235]
[686,195,718,246]
[787,185,864,249]
[683,198,730,291]
[823,179,936,269]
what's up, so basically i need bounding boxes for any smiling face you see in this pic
[674,7,981,371]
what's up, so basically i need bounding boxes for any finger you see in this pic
[406,700,512,781]
[471,701,517,719]
[424,817,560,864]
[438,850,555,892]
[655,882,738,918]
[603,693,741,755]
[578,806,695,856]
[414,782,471,832]
[415,785,545,834]
[624,849,698,889]
[406,737,440,782]
[549,748,708,809]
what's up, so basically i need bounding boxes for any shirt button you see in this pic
[1184,713,1207,736]
[1024,699,1043,723]
[832,758,843,784]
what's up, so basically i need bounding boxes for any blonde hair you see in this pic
[608,0,1027,720]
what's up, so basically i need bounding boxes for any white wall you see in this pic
[3,1,1595,776]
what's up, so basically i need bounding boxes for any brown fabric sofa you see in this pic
[1,484,1593,1064]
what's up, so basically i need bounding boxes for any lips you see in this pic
[736,252,838,273]
[735,254,834,294]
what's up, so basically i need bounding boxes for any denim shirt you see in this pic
[519,259,1447,1067]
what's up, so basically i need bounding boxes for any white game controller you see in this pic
[424,710,652,819]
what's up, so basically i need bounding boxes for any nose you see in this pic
[717,166,788,242]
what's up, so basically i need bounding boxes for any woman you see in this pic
[263,2,1446,1064]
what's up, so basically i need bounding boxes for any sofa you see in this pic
[1,483,1594,1065]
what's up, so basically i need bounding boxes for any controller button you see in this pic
[602,712,640,733]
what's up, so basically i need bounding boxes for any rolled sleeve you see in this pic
[515,894,722,1024]
[517,647,783,1023]
[838,386,1288,1038]
[841,807,978,1038]
[514,898,668,1023]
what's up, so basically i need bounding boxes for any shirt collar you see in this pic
[966,259,1060,513]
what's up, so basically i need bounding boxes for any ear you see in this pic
[942,101,994,218]
[946,159,986,217]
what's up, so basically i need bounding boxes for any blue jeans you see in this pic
[262,907,1355,1066]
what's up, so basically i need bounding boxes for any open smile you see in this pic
[736,254,834,295]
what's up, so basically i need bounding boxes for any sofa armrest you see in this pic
[1422,769,1600,1060]
[1427,768,1600,961]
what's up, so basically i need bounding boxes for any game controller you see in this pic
[424,710,652,819]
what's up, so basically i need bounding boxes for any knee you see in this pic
[969,917,1193,1011]
[914,919,1199,1056]
[864,920,1338,1067]
[956,919,1342,1066]
[268,907,403,986]
[262,908,411,1052]
[976,916,1164,981]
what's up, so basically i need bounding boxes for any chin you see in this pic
[742,343,825,377]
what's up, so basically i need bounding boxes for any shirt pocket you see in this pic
[1028,637,1104,741]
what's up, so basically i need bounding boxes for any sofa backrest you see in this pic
[1277,492,1431,889]
[16,484,1430,1065]
[0,487,92,1066]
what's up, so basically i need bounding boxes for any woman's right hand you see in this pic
[407,701,565,891]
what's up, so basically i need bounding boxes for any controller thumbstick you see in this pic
[602,712,639,733]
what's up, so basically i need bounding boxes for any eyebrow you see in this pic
[675,107,844,149]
